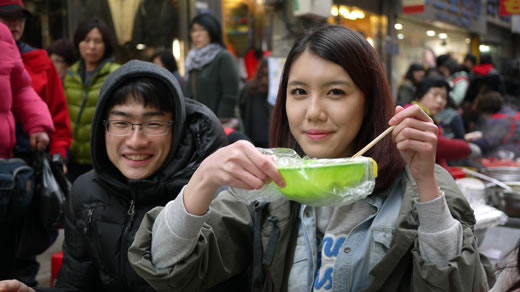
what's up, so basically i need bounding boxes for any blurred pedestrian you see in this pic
[185,13,240,129]
[462,54,506,132]
[64,18,119,183]
[238,58,272,147]
[437,57,469,106]
[396,63,424,106]
[422,47,437,69]
[466,91,520,159]
[0,21,54,283]
[0,0,72,161]
[0,0,72,286]
[462,53,477,74]
[436,95,466,140]
[47,39,79,83]
[151,49,185,91]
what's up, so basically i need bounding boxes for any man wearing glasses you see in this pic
[0,60,228,291]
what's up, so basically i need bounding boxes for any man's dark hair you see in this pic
[105,76,173,118]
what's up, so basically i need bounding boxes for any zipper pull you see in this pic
[88,208,94,223]
[127,200,135,216]
[84,208,94,233]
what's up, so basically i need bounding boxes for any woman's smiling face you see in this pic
[286,50,366,158]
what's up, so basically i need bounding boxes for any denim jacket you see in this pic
[290,177,403,291]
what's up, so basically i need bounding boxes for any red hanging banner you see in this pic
[402,0,426,14]
[500,0,520,15]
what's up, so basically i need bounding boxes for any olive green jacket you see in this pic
[65,59,119,165]
[184,50,239,119]
[129,165,494,291]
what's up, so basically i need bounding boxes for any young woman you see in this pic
[128,25,493,291]
[64,18,120,183]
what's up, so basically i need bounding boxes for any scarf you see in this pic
[185,43,222,73]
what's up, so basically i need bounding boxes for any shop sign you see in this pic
[402,0,426,13]
[500,0,520,15]
[427,0,485,34]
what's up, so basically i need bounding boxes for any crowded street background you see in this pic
[0,0,520,291]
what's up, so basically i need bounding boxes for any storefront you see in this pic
[328,3,388,59]
[395,16,472,77]
[483,0,515,71]
[394,0,485,94]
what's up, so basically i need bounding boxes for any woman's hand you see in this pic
[389,105,440,202]
[184,140,285,215]
[29,131,50,151]
[0,280,35,292]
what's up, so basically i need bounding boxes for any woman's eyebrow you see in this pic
[323,80,350,86]
[287,80,307,87]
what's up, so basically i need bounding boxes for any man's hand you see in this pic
[29,131,50,151]
[0,280,35,292]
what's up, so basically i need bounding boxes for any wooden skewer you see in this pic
[351,125,396,158]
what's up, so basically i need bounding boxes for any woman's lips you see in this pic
[305,130,332,140]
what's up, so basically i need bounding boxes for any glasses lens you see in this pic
[143,121,170,136]
[107,121,131,136]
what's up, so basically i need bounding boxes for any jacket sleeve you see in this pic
[45,62,72,158]
[10,46,55,136]
[129,190,253,292]
[410,165,495,291]
[53,183,104,291]
[216,51,240,118]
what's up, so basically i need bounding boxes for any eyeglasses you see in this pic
[104,120,173,136]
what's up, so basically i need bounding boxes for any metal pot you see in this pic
[481,167,520,182]
[486,182,520,218]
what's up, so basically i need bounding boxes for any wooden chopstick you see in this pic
[351,125,396,158]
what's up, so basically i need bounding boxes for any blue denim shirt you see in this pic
[288,178,403,292]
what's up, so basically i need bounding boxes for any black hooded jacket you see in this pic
[46,60,227,291]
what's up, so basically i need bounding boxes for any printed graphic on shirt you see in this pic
[313,233,347,291]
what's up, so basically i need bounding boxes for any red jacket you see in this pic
[0,23,54,158]
[22,48,72,158]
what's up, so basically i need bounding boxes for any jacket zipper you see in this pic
[83,207,94,233]
[120,198,136,288]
